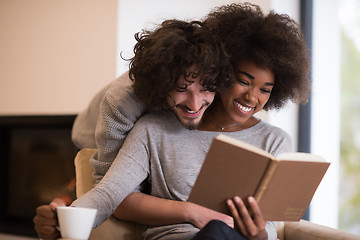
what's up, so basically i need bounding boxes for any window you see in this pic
[311,0,360,234]
[339,0,360,234]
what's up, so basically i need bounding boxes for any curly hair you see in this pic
[203,3,311,110]
[128,19,232,111]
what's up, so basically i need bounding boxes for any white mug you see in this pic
[57,206,97,240]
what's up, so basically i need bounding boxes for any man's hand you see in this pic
[227,196,267,240]
[33,198,66,240]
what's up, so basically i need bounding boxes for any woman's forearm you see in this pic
[113,192,192,225]
[112,192,233,229]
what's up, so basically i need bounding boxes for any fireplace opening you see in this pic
[0,115,78,237]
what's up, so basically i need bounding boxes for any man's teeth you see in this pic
[235,101,253,112]
[186,110,198,114]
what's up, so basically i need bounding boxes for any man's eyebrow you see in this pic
[238,70,255,79]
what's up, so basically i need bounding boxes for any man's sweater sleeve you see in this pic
[90,73,146,184]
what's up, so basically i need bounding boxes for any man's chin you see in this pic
[184,123,197,130]
[173,110,203,130]
[180,119,199,130]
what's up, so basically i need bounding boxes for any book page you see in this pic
[277,152,326,162]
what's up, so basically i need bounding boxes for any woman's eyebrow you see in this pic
[237,70,255,79]
[238,70,274,86]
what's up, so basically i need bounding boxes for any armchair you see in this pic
[74,149,359,240]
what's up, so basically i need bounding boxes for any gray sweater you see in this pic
[72,111,292,240]
[72,72,146,183]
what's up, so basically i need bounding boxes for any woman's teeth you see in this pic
[234,101,253,112]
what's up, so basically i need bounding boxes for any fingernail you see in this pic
[248,196,254,202]
[227,199,233,206]
[234,196,241,203]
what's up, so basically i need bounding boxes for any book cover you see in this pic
[187,134,330,221]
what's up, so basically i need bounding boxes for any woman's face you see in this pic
[220,61,274,126]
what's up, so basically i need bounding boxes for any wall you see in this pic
[0,0,273,116]
[0,0,117,115]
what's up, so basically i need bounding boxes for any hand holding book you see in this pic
[227,196,267,238]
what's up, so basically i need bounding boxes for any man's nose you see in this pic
[187,92,203,112]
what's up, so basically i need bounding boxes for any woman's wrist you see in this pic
[181,201,197,225]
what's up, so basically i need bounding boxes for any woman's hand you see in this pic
[186,201,234,229]
[227,196,267,240]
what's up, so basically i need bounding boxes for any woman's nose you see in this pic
[245,88,258,103]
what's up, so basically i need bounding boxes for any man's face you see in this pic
[167,65,215,130]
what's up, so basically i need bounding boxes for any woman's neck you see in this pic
[197,103,259,132]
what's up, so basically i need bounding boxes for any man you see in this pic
[34,18,231,240]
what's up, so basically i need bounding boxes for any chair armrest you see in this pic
[276,221,285,240]
[74,148,144,240]
[74,148,97,198]
[283,220,360,240]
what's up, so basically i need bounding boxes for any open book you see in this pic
[188,134,330,221]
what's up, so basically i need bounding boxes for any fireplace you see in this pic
[0,115,78,237]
